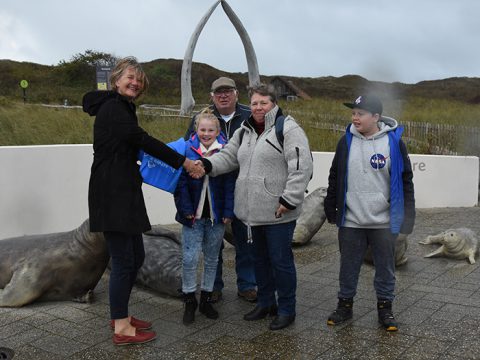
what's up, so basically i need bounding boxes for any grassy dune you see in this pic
[1,97,479,155]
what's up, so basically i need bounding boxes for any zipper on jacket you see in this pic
[266,139,282,153]
[244,129,256,243]
[295,147,300,170]
[208,182,216,225]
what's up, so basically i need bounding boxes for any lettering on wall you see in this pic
[412,162,427,172]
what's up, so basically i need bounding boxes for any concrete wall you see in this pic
[0,145,478,239]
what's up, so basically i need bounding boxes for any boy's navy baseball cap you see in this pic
[344,95,383,115]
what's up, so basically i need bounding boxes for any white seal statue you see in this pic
[419,228,479,264]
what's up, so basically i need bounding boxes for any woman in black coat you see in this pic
[83,57,201,346]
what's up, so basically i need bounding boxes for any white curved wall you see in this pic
[0,145,478,238]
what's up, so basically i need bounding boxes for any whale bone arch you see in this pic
[180,0,260,115]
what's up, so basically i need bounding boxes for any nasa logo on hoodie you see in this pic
[370,153,387,169]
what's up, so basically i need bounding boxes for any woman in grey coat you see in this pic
[200,84,313,330]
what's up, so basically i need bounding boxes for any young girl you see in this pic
[324,94,415,331]
[174,108,235,325]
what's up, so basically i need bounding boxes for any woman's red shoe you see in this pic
[113,330,156,346]
[110,317,152,330]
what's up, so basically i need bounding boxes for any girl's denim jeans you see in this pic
[181,219,225,293]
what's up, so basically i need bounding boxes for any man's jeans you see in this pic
[213,218,256,292]
[181,219,225,293]
[251,220,297,316]
[338,227,396,301]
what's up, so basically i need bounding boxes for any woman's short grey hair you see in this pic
[247,83,277,103]
[110,57,149,98]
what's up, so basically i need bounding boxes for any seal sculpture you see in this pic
[135,225,182,297]
[0,219,108,307]
[223,187,328,246]
[419,228,479,264]
[292,187,327,246]
[1,219,185,307]
[364,233,409,266]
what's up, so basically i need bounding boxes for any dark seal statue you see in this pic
[0,219,183,307]
[0,219,108,307]
[134,224,182,297]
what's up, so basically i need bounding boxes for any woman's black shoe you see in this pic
[269,314,295,330]
[243,305,278,321]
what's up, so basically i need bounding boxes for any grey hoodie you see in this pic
[207,105,313,227]
[344,116,398,229]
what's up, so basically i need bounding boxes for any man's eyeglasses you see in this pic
[212,88,236,97]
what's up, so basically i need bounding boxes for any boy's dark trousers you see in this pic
[337,227,396,301]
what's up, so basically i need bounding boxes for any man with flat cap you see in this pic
[184,76,257,303]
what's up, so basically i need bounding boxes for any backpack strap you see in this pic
[238,128,245,144]
[274,115,285,148]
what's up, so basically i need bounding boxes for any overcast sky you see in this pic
[1,0,479,84]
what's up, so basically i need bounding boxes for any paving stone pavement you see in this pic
[1,207,480,359]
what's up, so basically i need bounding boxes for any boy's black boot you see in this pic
[199,291,219,319]
[377,299,398,331]
[182,292,198,325]
[327,298,353,325]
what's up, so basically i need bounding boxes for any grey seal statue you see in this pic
[1,219,184,307]
[364,233,409,266]
[419,228,479,264]
[0,219,108,307]
[135,225,182,297]
[292,187,327,246]
[224,187,328,246]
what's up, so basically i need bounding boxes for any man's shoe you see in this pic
[237,289,257,302]
[113,330,156,346]
[110,317,152,330]
[269,315,295,330]
[243,305,277,321]
[210,290,222,303]
[327,298,353,325]
[378,300,398,332]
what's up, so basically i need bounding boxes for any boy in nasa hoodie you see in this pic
[324,95,415,331]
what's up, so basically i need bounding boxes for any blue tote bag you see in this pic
[138,137,186,193]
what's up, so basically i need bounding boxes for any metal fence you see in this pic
[136,106,480,156]
[402,121,480,156]
[297,113,480,156]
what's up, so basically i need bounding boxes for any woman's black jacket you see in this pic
[83,91,185,234]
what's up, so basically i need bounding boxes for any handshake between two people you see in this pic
[182,159,206,179]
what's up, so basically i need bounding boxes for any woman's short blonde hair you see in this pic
[110,57,149,98]
[194,107,221,131]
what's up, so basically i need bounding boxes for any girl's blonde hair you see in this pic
[110,57,149,98]
[194,107,221,131]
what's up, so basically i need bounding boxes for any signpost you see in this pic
[20,79,28,103]
[96,66,112,90]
